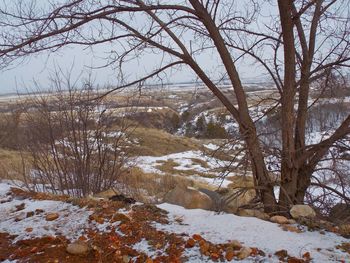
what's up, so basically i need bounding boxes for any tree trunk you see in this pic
[295,168,312,204]
[242,122,277,213]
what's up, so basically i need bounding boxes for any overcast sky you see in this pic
[0,0,272,94]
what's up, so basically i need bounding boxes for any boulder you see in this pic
[290,205,316,219]
[238,209,270,220]
[66,241,89,255]
[270,215,289,224]
[163,186,213,210]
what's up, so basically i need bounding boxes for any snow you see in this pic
[155,203,350,262]
[132,238,166,258]
[135,150,233,187]
[203,143,220,151]
[1,181,349,262]
[0,191,92,242]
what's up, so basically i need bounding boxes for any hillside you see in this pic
[0,182,349,263]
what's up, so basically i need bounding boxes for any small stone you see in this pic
[275,249,288,259]
[237,247,252,260]
[192,234,203,241]
[290,205,316,219]
[15,203,25,211]
[282,225,302,233]
[25,227,33,232]
[199,241,210,254]
[46,213,59,221]
[210,252,220,261]
[270,215,289,224]
[185,238,196,248]
[35,209,44,214]
[229,240,242,250]
[66,241,89,255]
[26,211,34,218]
[225,249,235,261]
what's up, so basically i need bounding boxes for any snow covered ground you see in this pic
[0,182,349,262]
[156,203,350,262]
[0,183,92,243]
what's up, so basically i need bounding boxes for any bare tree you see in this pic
[20,73,132,197]
[0,0,349,212]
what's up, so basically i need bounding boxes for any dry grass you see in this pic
[226,175,255,188]
[0,148,29,180]
[129,127,200,156]
[117,167,195,203]
[155,159,217,179]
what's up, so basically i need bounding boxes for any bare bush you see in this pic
[19,76,133,197]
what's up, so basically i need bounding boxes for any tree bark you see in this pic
[277,0,298,210]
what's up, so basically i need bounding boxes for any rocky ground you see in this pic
[0,182,349,263]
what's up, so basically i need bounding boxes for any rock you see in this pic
[199,240,210,254]
[66,240,89,255]
[45,213,59,221]
[26,211,34,218]
[225,248,235,261]
[238,209,270,220]
[290,205,316,219]
[228,240,242,250]
[275,249,288,260]
[288,219,297,224]
[282,225,302,233]
[185,238,196,248]
[163,185,213,210]
[237,247,252,260]
[270,215,289,224]
[35,209,44,214]
[15,203,25,211]
[192,234,203,241]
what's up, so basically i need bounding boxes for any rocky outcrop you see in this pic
[163,186,213,210]
[290,205,316,219]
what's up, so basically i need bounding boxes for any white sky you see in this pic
[0,0,273,94]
